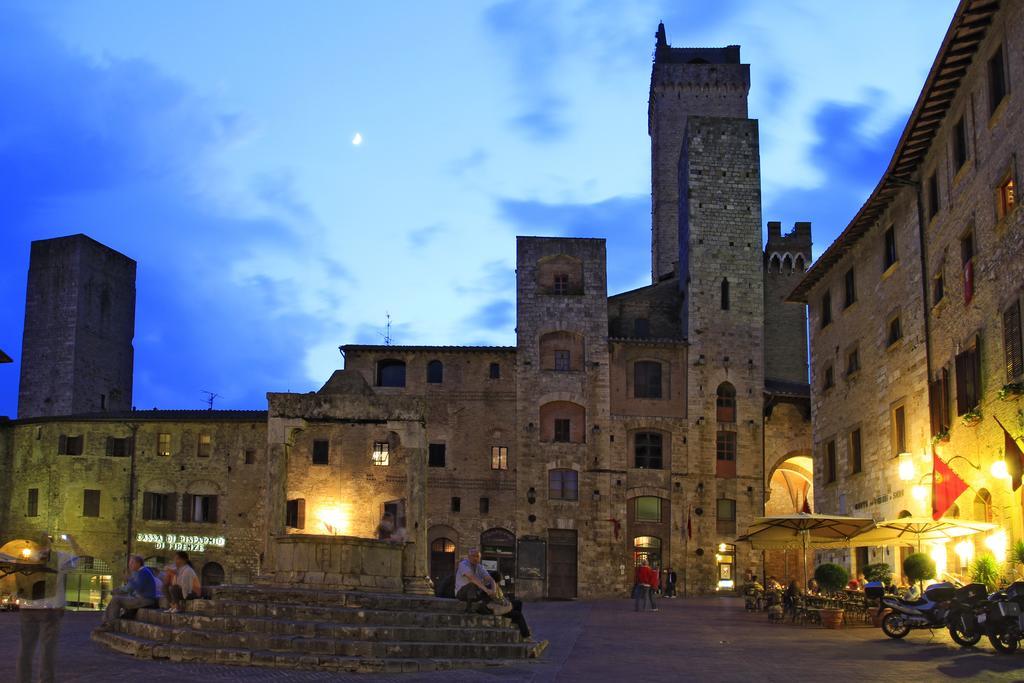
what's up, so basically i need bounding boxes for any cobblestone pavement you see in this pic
[2,597,1024,682]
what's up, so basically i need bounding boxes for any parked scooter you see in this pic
[868,581,957,639]
[979,582,1024,653]
[946,583,989,647]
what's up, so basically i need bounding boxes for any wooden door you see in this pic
[547,529,578,599]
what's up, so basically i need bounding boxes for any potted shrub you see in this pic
[1011,540,1024,579]
[971,555,1001,592]
[930,429,950,445]
[903,553,936,590]
[814,563,849,629]
[863,563,893,585]
[961,408,983,427]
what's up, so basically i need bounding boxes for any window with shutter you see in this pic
[286,498,306,529]
[1004,301,1023,380]
[142,492,154,520]
[181,494,193,522]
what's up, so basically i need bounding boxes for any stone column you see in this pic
[397,418,432,595]
[264,418,305,579]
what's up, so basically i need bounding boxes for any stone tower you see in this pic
[18,234,136,418]
[764,221,811,384]
[648,23,749,282]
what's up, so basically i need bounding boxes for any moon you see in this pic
[352,132,363,146]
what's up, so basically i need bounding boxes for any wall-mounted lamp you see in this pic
[527,422,535,432]
[696,417,705,426]
[697,482,705,495]
[592,490,601,501]
[527,487,536,505]
[592,424,601,433]
[897,453,915,481]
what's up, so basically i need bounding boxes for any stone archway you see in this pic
[762,452,813,584]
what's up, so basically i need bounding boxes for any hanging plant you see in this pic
[998,382,1024,401]
[961,408,983,426]
[930,428,950,445]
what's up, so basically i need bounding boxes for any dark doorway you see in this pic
[547,529,578,599]
[481,528,517,596]
[201,561,225,596]
[430,538,456,589]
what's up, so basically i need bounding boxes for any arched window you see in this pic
[201,561,225,589]
[634,432,663,469]
[429,537,457,592]
[782,254,793,272]
[548,469,578,500]
[795,254,806,272]
[426,360,443,384]
[947,503,960,519]
[973,489,992,523]
[376,359,406,387]
[716,382,736,423]
[634,361,663,399]
[897,509,912,519]
[769,254,781,272]
[721,278,730,310]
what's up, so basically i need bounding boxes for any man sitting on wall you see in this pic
[454,547,533,641]
[98,554,158,629]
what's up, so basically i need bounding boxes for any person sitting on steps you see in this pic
[454,547,533,641]
[98,554,158,630]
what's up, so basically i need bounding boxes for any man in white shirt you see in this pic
[15,533,81,683]
[454,547,496,605]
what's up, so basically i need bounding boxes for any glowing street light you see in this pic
[898,453,915,481]
[990,459,1011,481]
[955,540,974,565]
[985,529,1008,563]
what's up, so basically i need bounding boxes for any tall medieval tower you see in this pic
[764,221,812,384]
[18,234,136,418]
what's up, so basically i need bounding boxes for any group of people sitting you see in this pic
[98,550,201,629]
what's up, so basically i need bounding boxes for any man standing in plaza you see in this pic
[99,554,158,629]
[15,532,81,683]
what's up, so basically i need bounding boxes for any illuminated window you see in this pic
[635,496,662,522]
[372,441,390,466]
[157,433,171,457]
[197,434,211,458]
[184,494,218,523]
[491,446,508,470]
[997,175,1016,221]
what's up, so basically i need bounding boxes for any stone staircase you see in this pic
[92,584,547,674]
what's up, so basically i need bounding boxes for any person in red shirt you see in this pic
[633,559,660,612]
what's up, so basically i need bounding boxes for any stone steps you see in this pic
[186,598,507,628]
[136,608,522,643]
[113,618,534,659]
[91,630,529,674]
[92,584,547,673]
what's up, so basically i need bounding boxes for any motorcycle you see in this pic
[979,582,1024,653]
[869,581,957,639]
[946,583,989,647]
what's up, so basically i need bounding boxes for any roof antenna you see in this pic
[200,390,220,411]
[378,312,393,346]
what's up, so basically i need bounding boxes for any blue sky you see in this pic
[0,0,958,416]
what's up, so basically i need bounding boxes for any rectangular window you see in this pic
[479,497,490,514]
[997,174,1016,222]
[634,432,663,469]
[286,498,306,529]
[846,347,860,376]
[27,488,39,517]
[142,492,175,521]
[83,489,100,518]
[58,435,84,456]
[635,496,662,523]
[312,439,329,465]
[821,290,832,328]
[548,469,579,501]
[157,433,171,457]
[825,440,836,484]
[372,441,390,466]
[883,227,898,271]
[633,361,663,399]
[634,318,650,338]
[105,436,132,457]
[553,273,569,295]
[244,449,256,465]
[955,337,982,414]
[428,443,446,468]
[929,367,953,436]
[932,266,945,305]
[844,268,856,307]
[715,430,737,461]
[892,405,907,456]
[928,173,939,220]
[850,429,862,475]
[716,498,737,535]
[1005,301,1023,380]
[888,316,903,347]
[953,116,967,170]
[489,362,501,379]
[553,419,571,443]
[184,494,218,523]
[491,446,508,470]
[989,45,1007,115]
[450,496,461,513]
[554,349,571,371]
[823,365,835,390]
[961,230,975,304]
[197,434,212,458]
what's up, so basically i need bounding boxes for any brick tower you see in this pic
[649,23,749,282]
[18,234,136,418]
[764,221,812,384]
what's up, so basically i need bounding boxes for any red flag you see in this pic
[1002,423,1024,491]
[801,497,812,514]
[686,505,693,540]
[932,450,969,520]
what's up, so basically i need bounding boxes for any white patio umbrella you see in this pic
[818,517,997,552]
[736,513,876,586]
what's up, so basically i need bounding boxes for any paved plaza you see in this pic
[3,597,1024,682]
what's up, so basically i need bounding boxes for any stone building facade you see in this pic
[1,24,816,600]
[791,0,1024,580]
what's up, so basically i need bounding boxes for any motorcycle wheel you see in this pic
[947,613,981,647]
[989,633,1020,653]
[882,612,911,639]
